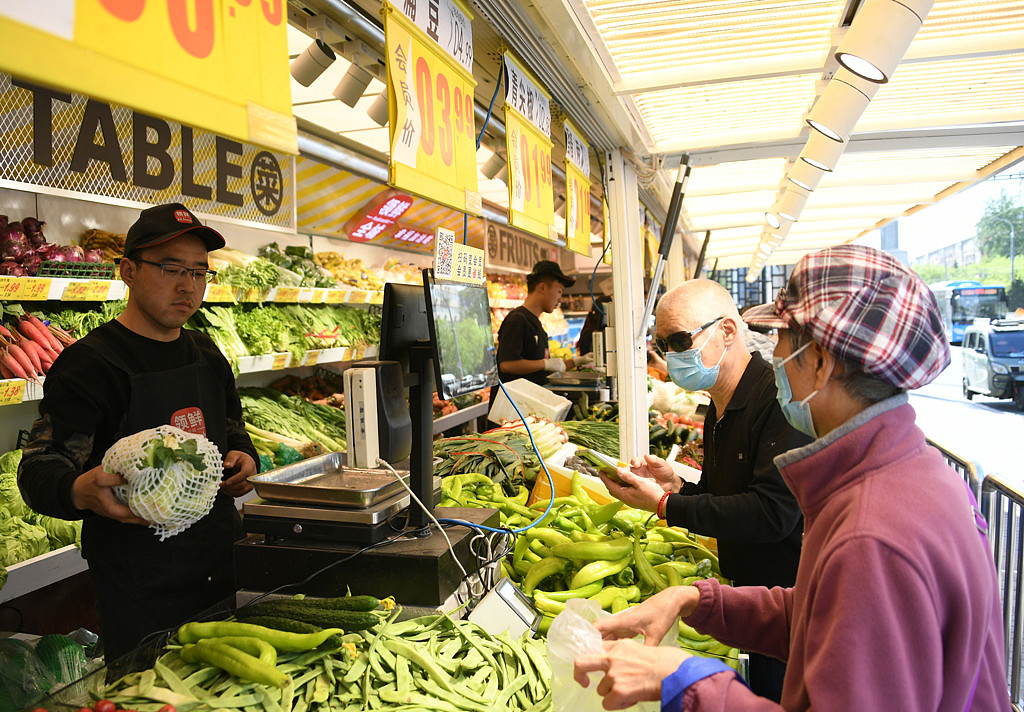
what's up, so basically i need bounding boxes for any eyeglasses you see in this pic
[135,258,217,284]
[653,316,724,356]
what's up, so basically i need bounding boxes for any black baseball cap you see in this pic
[528,260,575,287]
[123,203,226,257]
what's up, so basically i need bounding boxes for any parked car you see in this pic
[962,319,1024,409]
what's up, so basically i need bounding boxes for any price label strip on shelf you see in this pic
[274,287,300,303]
[324,289,345,304]
[271,353,290,370]
[304,350,320,366]
[62,280,111,301]
[204,284,237,303]
[0,276,53,301]
[0,379,26,407]
[503,52,555,241]
[384,0,480,215]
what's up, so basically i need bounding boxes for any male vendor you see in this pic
[18,203,258,661]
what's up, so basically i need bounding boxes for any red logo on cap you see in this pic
[174,210,193,224]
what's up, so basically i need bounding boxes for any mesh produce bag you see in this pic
[102,425,223,540]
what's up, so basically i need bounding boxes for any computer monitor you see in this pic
[424,269,498,400]
[379,282,430,378]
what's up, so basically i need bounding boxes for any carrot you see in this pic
[0,324,11,340]
[17,318,50,349]
[47,324,75,347]
[0,362,13,379]
[19,340,47,375]
[26,315,63,353]
[6,343,41,384]
[1,347,33,383]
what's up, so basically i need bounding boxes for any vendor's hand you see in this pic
[574,638,691,710]
[600,467,665,513]
[543,358,568,373]
[629,454,682,493]
[221,450,256,497]
[593,585,702,645]
[573,353,594,368]
[70,465,148,525]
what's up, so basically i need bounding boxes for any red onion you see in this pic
[62,245,85,262]
[84,248,104,263]
[0,262,25,276]
[0,216,7,232]
[0,239,27,262]
[2,225,27,248]
[26,230,47,249]
[20,253,42,275]
[20,217,44,234]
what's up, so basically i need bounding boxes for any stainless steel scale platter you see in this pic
[247,452,410,508]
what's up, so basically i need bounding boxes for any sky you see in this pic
[858,164,1024,260]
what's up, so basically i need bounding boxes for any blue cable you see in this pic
[436,378,555,535]
[462,60,505,246]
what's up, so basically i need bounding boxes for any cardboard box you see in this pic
[528,463,614,505]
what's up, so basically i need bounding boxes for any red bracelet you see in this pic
[658,492,671,520]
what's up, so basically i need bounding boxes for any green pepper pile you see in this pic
[438,471,738,663]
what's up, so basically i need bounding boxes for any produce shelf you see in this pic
[432,401,489,434]
[0,544,87,604]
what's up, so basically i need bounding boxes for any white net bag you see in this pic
[102,425,223,540]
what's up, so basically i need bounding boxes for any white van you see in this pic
[962,319,1024,410]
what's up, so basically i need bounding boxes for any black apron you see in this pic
[81,332,242,661]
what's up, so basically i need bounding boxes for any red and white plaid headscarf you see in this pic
[742,245,950,389]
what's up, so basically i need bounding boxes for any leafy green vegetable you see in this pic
[216,257,281,291]
[240,387,346,452]
[0,449,22,475]
[143,433,207,472]
[0,513,51,566]
[0,473,28,519]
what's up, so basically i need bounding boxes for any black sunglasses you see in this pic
[653,316,724,355]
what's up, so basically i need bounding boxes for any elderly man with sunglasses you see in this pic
[18,203,258,663]
[600,278,810,701]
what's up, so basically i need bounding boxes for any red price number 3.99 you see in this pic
[97,0,283,58]
[413,58,474,169]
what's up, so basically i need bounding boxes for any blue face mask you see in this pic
[772,341,829,438]
[665,319,726,392]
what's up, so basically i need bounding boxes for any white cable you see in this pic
[377,458,471,583]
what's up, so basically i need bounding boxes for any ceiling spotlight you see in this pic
[788,159,826,192]
[804,70,879,143]
[290,39,336,87]
[765,211,784,230]
[554,195,566,218]
[333,64,374,108]
[835,0,933,84]
[775,187,811,223]
[366,90,389,126]
[481,151,505,180]
[800,129,847,172]
[495,163,509,185]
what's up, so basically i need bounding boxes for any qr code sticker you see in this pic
[435,229,455,278]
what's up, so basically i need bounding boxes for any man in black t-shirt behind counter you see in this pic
[494,261,591,398]
[18,203,258,661]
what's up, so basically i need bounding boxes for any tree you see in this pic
[976,191,1024,258]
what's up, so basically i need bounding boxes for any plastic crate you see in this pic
[38,261,116,279]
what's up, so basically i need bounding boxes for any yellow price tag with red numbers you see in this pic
[0,379,25,406]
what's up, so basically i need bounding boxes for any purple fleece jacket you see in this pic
[677,395,1009,711]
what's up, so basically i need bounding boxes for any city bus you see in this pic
[929,280,1009,344]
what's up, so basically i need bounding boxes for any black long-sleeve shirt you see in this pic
[664,353,810,587]
[18,319,256,521]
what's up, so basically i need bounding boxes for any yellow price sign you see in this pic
[271,353,290,370]
[0,379,25,407]
[565,163,592,256]
[204,283,236,303]
[385,2,479,214]
[63,280,111,301]
[0,277,53,301]
[305,350,320,366]
[274,287,300,303]
[0,0,295,153]
[506,109,555,240]
[324,289,345,304]
[368,291,384,305]
[241,288,263,302]
[349,290,368,303]
[312,288,326,303]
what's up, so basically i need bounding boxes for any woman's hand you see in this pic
[574,639,691,710]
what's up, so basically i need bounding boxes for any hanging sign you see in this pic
[502,53,555,242]
[384,1,480,215]
[564,120,591,256]
[0,74,294,232]
[0,2,295,154]
[434,227,485,285]
[484,221,558,272]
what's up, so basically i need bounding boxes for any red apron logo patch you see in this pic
[170,407,206,435]
[174,209,193,224]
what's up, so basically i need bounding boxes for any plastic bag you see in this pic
[547,598,664,712]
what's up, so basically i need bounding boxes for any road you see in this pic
[909,346,1023,491]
